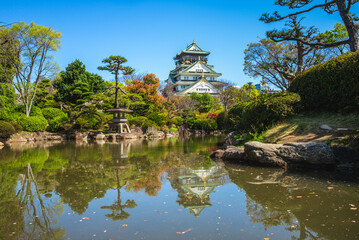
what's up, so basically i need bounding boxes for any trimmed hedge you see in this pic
[42,108,69,132]
[17,116,48,132]
[228,92,300,133]
[0,121,15,138]
[289,51,359,111]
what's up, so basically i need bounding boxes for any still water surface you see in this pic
[0,137,358,240]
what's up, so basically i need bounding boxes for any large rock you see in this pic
[244,142,288,168]
[244,141,335,168]
[95,132,106,140]
[210,149,225,159]
[118,133,141,139]
[222,148,245,161]
[280,142,336,165]
[6,134,27,143]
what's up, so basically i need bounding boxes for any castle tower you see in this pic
[165,41,227,96]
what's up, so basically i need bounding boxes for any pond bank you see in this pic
[212,140,359,171]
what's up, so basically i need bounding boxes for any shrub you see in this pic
[228,92,300,133]
[17,116,48,132]
[169,127,178,132]
[147,113,167,126]
[0,121,16,138]
[191,118,218,131]
[42,108,66,120]
[289,51,359,111]
[9,121,23,132]
[216,111,231,130]
[42,108,69,132]
[75,115,101,131]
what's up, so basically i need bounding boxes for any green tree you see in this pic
[244,38,326,90]
[54,60,106,109]
[35,78,57,108]
[97,56,135,108]
[189,92,214,113]
[0,27,18,83]
[219,86,243,112]
[9,22,61,116]
[260,0,359,52]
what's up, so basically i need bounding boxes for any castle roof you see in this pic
[174,40,210,59]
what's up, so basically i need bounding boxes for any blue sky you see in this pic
[1,0,352,86]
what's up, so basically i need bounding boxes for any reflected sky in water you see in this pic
[0,137,359,240]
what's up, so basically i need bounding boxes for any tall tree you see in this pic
[218,86,243,112]
[97,56,134,108]
[54,60,106,109]
[0,27,18,83]
[7,22,61,116]
[244,38,327,90]
[260,0,359,52]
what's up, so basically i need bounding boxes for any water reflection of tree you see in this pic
[0,147,66,239]
[226,163,359,240]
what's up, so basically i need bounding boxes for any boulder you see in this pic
[6,134,27,143]
[75,132,88,141]
[95,132,106,140]
[243,141,335,168]
[118,133,140,140]
[46,134,63,141]
[281,142,335,165]
[210,149,225,159]
[244,142,288,168]
[222,148,246,162]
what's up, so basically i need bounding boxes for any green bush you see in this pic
[216,111,231,130]
[14,105,44,117]
[228,92,300,133]
[42,108,65,119]
[9,121,23,132]
[17,116,48,132]
[49,115,69,132]
[42,108,69,132]
[191,118,218,131]
[75,115,101,131]
[289,51,359,111]
[169,127,178,132]
[147,113,167,126]
[0,121,15,138]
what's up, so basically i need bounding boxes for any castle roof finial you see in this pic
[193,40,195,44]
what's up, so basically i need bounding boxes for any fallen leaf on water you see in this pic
[328,187,334,190]
[264,238,270,240]
[108,238,115,240]
[177,209,183,211]
[240,229,245,231]
[349,204,356,207]
[350,208,357,210]
[121,224,128,227]
[164,212,168,214]
[176,228,192,235]
[83,217,90,220]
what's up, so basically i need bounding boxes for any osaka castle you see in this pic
[165,41,227,96]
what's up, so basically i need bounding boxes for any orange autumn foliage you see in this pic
[125,73,164,107]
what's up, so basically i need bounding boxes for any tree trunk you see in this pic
[296,40,304,73]
[336,0,359,52]
[114,72,119,108]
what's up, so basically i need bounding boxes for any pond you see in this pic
[0,136,358,240]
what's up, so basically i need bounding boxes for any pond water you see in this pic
[0,136,359,240]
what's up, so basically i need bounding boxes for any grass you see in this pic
[262,112,359,144]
